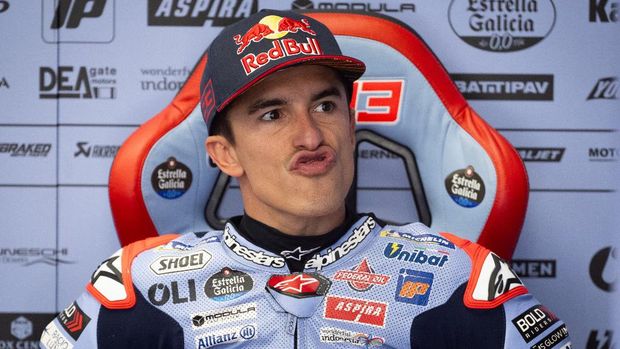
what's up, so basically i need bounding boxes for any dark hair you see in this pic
[208,72,354,144]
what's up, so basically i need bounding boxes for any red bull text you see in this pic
[240,37,323,75]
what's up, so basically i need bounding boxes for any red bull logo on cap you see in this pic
[233,15,317,54]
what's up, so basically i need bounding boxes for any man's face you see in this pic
[208,65,355,224]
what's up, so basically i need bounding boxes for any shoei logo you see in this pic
[148,0,258,27]
[352,80,404,124]
[448,0,556,52]
[42,0,115,43]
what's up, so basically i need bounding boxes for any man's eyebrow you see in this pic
[311,87,342,102]
[247,98,287,114]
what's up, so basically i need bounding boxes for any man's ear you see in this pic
[205,136,244,177]
[349,108,357,145]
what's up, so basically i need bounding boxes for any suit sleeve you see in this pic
[40,292,101,348]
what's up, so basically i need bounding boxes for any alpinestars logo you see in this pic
[39,66,117,99]
[588,77,618,100]
[223,225,286,268]
[472,252,524,301]
[148,0,258,27]
[304,217,377,271]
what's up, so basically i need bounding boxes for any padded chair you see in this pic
[108,11,528,260]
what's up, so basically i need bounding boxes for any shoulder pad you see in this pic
[86,234,179,309]
[441,232,528,309]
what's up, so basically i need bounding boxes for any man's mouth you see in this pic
[289,148,336,176]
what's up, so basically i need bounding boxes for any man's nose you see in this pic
[292,111,323,150]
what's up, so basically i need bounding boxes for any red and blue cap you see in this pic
[200,9,366,128]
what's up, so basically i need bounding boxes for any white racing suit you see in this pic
[40,215,571,348]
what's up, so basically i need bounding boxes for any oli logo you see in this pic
[352,80,404,124]
[42,0,114,43]
[448,0,556,52]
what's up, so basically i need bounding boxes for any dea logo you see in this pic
[448,0,556,52]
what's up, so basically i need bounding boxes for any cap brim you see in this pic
[218,55,366,112]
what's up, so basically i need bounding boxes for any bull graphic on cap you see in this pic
[233,15,317,54]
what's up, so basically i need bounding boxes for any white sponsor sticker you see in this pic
[149,250,211,275]
[40,322,74,349]
[191,303,257,329]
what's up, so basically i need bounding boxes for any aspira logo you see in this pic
[148,0,258,27]
[448,0,556,52]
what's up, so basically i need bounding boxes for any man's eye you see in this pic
[314,101,335,113]
[260,110,280,121]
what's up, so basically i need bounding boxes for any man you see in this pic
[41,9,571,349]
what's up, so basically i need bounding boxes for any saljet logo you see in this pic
[0,1,9,14]
[448,0,556,52]
[588,77,618,100]
[511,259,556,278]
[451,74,553,100]
[587,330,615,349]
[589,148,617,162]
[589,0,618,22]
[74,141,120,158]
[517,147,565,162]
[291,0,416,13]
[0,77,9,89]
[148,0,258,27]
[39,66,117,99]
[42,0,115,43]
[0,143,52,157]
[589,246,617,292]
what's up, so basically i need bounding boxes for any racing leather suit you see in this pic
[40,214,571,348]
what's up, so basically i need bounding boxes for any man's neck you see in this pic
[242,202,347,237]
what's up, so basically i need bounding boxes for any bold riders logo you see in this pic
[448,0,556,52]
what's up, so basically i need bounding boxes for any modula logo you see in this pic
[448,0,556,52]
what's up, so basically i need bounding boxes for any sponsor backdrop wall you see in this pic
[0,0,618,348]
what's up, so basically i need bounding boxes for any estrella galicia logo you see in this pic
[589,0,618,22]
[42,0,115,43]
[444,166,485,208]
[395,269,434,306]
[205,267,253,301]
[151,157,193,199]
[147,0,258,27]
[39,66,117,99]
[589,246,617,292]
[588,77,618,100]
[448,0,556,52]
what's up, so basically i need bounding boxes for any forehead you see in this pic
[227,65,346,110]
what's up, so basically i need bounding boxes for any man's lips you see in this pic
[289,148,336,176]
